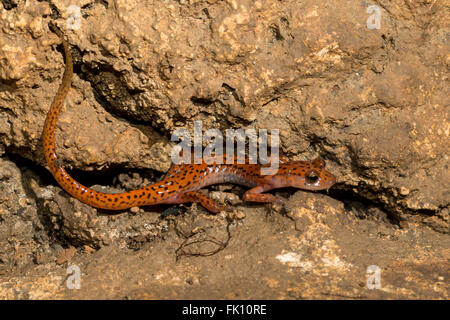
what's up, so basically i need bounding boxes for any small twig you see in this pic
[175,223,232,261]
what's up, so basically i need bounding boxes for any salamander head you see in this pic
[288,157,336,191]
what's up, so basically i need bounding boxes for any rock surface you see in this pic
[0,0,448,299]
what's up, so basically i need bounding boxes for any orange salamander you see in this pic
[42,25,336,213]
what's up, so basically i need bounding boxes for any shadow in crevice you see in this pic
[328,184,400,226]
[6,152,68,246]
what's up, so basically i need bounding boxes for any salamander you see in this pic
[42,25,336,213]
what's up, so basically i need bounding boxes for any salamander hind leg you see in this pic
[181,191,232,214]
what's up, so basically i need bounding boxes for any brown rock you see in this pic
[0,0,448,299]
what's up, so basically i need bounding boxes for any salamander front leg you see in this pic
[181,191,232,213]
[242,186,286,204]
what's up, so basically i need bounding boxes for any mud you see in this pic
[0,0,448,299]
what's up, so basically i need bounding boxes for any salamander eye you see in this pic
[305,170,320,184]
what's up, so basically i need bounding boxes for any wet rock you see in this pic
[0,0,448,299]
